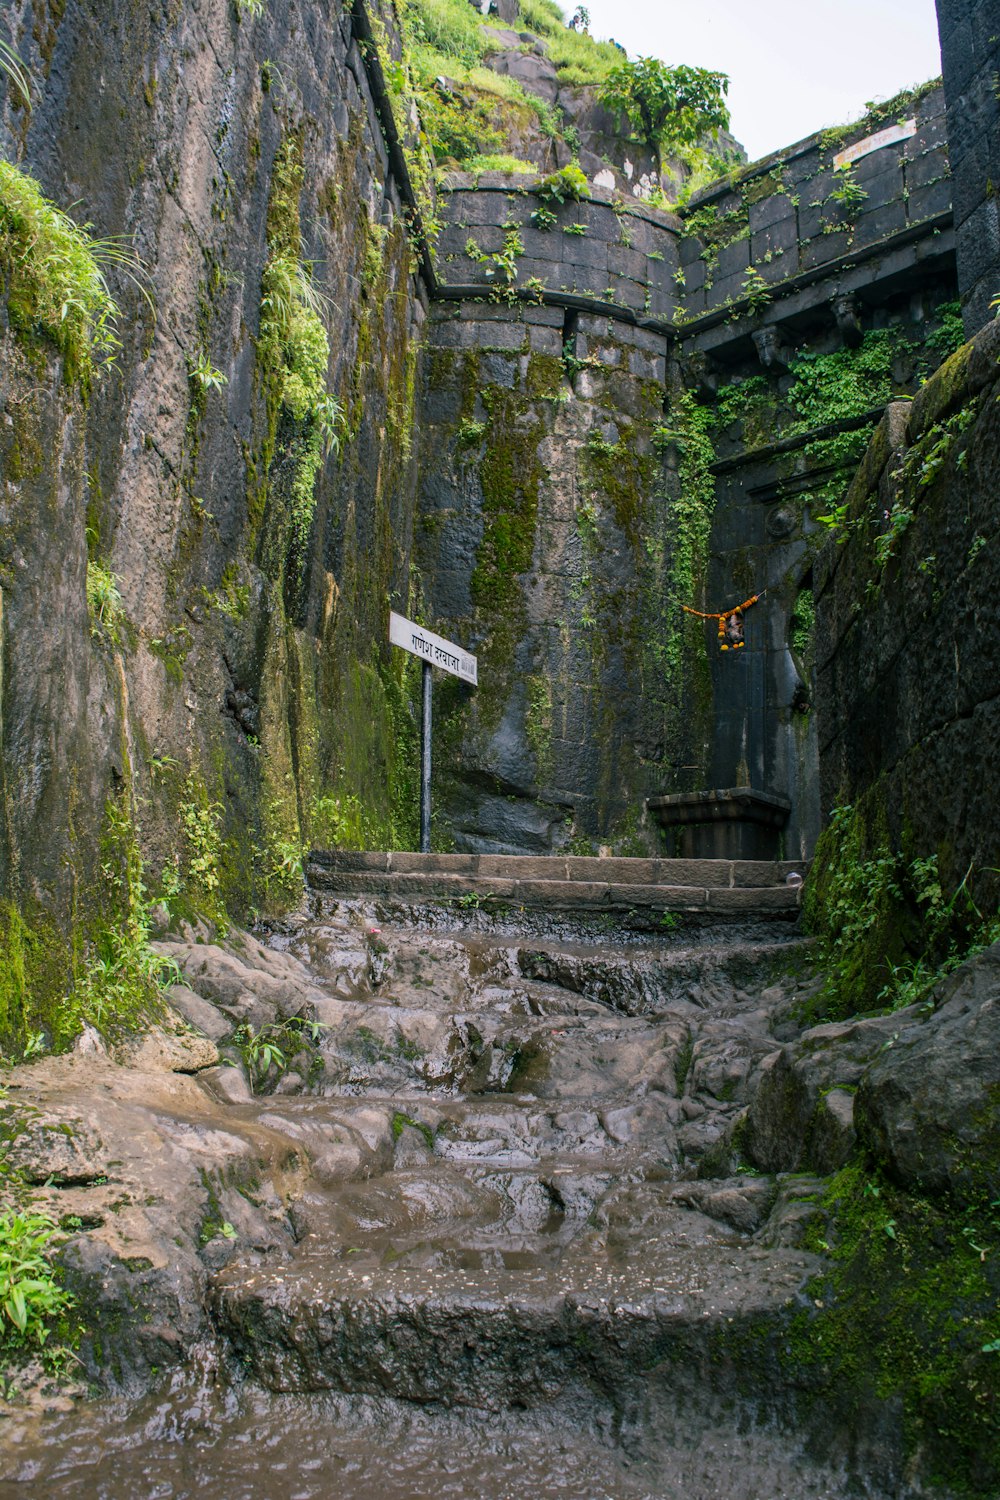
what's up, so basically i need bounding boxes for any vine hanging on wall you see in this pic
[681,590,765,650]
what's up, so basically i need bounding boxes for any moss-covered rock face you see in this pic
[0,0,424,1053]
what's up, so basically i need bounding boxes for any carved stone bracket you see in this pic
[682,349,719,399]
[751,326,791,374]
[831,292,864,348]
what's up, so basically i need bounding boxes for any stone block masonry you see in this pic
[814,317,1000,911]
[306,850,806,914]
[420,78,956,858]
[935,0,1000,331]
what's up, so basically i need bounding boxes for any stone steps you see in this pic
[214,1186,818,1410]
[306,850,807,916]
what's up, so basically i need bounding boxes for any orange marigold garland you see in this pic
[681,592,764,651]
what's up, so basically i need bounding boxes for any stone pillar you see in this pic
[936,0,1000,333]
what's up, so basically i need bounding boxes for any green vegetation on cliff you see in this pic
[599,57,730,184]
[401,0,571,173]
[0,160,126,388]
[803,799,1000,1020]
[253,136,343,558]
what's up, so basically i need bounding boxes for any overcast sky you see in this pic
[577,0,943,162]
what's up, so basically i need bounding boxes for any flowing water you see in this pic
[0,900,895,1498]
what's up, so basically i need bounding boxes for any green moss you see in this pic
[524,352,563,399]
[391,1110,435,1149]
[788,1163,1000,1497]
[650,391,716,750]
[312,657,420,854]
[469,383,543,723]
[740,165,788,207]
[0,903,71,1060]
[582,427,655,554]
[525,673,553,784]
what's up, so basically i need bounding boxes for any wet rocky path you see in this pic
[0,883,892,1498]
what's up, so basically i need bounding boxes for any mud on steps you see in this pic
[0,901,917,1497]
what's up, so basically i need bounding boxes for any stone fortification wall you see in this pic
[936,0,1000,333]
[416,295,692,852]
[417,83,956,854]
[676,83,951,331]
[675,85,956,861]
[435,175,681,322]
[814,319,1000,908]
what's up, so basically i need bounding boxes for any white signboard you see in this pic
[834,119,916,170]
[389,611,478,686]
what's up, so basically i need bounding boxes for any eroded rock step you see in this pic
[214,1189,819,1412]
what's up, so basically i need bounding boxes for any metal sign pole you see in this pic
[387,612,477,854]
[420,660,432,853]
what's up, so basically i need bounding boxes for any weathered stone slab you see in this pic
[706,887,800,912]
[657,859,734,889]
[513,879,610,906]
[389,852,477,874]
[309,850,389,871]
[607,884,708,908]
[732,861,806,889]
[566,857,659,884]
[476,855,569,879]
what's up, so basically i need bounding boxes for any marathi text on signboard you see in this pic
[389,611,478,686]
[833,119,916,170]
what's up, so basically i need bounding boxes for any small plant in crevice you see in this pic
[739,266,771,316]
[829,162,868,216]
[229,1015,329,1093]
[86,560,128,646]
[187,351,228,393]
[0,1208,75,1361]
[532,163,588,206]
[465,227,524,300]
[529,205,557,232]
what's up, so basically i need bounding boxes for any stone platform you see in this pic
[306,850,806,916]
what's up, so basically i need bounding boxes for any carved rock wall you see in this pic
[0,0,425,1010]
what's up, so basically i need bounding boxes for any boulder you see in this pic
[743,1011,909,1173]
[855,942,1000,1199]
